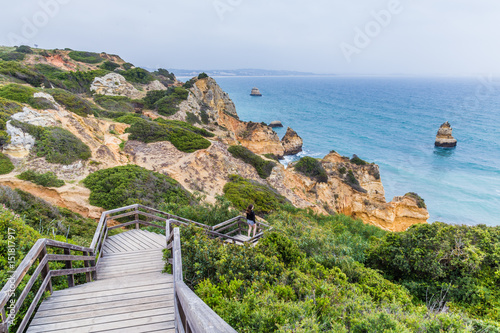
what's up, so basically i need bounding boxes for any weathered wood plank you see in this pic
[212,216,242,230]
[104,322,176,333]
[31,300,174,325]
[126,230,165,248]
[110,232,151,251]
[46,239,93,253]
[26,309,174,332]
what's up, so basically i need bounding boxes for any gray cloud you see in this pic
[1,0,499,75]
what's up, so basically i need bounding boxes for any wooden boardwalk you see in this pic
[26,230,174,333]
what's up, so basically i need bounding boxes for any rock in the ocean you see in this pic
[250,87,262,96]
[435,121,457,147]
[281,127,303,155]
[269,121,283,128]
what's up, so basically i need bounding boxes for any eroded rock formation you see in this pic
[281,127,303,155]
[435,121,457,147]
[90,73,142,99]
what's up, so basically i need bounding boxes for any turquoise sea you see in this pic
[201,76,500,226]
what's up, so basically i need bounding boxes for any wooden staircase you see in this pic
[26,230,174,332]
[1,204,271,333]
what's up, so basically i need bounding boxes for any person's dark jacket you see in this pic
[246,211,256,222]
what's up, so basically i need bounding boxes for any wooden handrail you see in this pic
[168,224,237,333]
[1,204,268,332]
[0,239,96,333]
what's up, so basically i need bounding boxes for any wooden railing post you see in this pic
[135,210,139,230]
[63,248,75,288]
[38,246,52,294]
[83,251,92,282]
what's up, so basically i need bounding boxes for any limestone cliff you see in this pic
[0,59,428,232]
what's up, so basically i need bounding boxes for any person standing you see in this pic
[246,204,257,238]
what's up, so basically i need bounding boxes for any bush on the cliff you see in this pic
[121,67,153,84]
[15,45,33,54]
[0,84,39,108]
[127,118,212,153]
[367,222,500,322]
[198,72,209,79]
[0,153,14,175]
[114,114,144,125]
[10,120,91,164]
[404,192,426,209]
[0,97,23,146]
[350,154,369,165]
[68,51,103,64]
[0,61,45,86]
[83,165,190,209]
[100,61,120,71]
[223,174,287,215]
[17,170,65,187]
[93,95,135,113]
[122,62,133,70]
[0,52,26,61]
[294,156,328,183]
[227,145,276,179]
[47,88,95,116]
[42,69,109,94]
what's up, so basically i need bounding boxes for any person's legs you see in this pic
[252,224,257,237]
[247,221,252,237]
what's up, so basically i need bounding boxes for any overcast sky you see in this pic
[1,0,499,75]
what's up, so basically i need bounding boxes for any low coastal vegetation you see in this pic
[93,95,135,113]
[404,192,427,208]
[170,202,499,332]
[127,118,212,153]
[17,170,65,187]
[10,120,92,164]
[68,51,103,64]
[0,152,14,174]
[143,87,189,116]
[228,145,276,179]
[47,88,96,116]
[83,165,191,209]
[294,156,328,182]
[222,174,288,215]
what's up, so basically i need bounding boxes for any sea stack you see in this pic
[250,87,262,96]
[269,121,283,128]
[281,127,303,155]
[435,121,457,148]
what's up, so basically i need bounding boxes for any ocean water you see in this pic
[206,76,500,226]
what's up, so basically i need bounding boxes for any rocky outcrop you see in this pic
[281,127,303,155]
[236,122,285,158]
[250,87,262,96]
[90,73,141,99]
[267,151,428,232]
[3,121,35,158]
[269,121,283,128]
[435,121,457,147]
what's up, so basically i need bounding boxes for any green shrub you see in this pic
[68,51,103,64]
[350,154,369,165]
[344,169,366,193]
[337,166,347,174]
[83,165,191,209]
[47,89,94,116]
[200,109,210,124]
[100,61,120,71]
[294,156,328,182]
[367,222,500,321]
[186,112,201,124]
[227,145,276,179]
[121,67,153,84]
[198,72,209,79]
[128,119,212,153]
[0,61,45,86]
[223,174,288,214]
[0,97,23,145]
[17,170,65,187]
[122,62,133,70]
[404,192,426,209]
[0,52,26,61]
[264,153,280,161]
[114,114,143,125]
[155,119,214,137]
[36,66,109,94]
[93,95,134,113]
[0,153,14,174]
[15,45,33,54]
[148,87,189,117]
[183,78,197,89]
[0,84,39,107]
[10,120,91,164]
[0,186,97,244]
